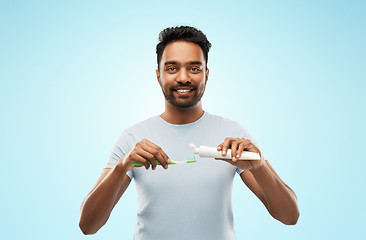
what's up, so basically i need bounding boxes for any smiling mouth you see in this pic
[176,89,192,93]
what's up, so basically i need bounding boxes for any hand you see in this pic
[117,139,171,171]
[215,137,264,171]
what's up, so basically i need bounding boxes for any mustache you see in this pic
[170,83,196,90]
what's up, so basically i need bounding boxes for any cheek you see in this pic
[160,74,175,85]
[160,80,173,92]
[198,80,206,89]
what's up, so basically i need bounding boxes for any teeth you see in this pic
[177,89,191,93]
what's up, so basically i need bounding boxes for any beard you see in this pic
[161,83,206,109]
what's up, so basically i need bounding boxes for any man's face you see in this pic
[156,41,209,109]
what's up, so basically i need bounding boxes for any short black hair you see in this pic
[156,26,212,69]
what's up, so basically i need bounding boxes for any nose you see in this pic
[176,68,191,83]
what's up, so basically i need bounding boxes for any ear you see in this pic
[156,69,161,85]
[205,68,209,84]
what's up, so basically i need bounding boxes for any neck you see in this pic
[160,101,204,125]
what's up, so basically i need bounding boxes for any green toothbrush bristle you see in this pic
[186,156,197,163]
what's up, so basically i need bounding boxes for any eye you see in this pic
[190,67,202,73]
[165,66,177,72]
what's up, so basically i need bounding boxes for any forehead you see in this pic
[161,41,205,64]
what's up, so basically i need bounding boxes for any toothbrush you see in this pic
[190,144,261,160]
[130,156,197,166]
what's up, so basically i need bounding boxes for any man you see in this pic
[79,26,299,239]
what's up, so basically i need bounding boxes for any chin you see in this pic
[163,91,204,109]
[168,98,200,109]
[171,102,197,109]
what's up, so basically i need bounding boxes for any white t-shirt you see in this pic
[105,112,266,240]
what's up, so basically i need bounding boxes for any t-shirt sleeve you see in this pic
[236,167,244,175]
[105,130,135,180]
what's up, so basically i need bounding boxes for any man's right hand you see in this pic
[118,138,171,171]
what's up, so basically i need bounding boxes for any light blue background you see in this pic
[1,0,365,239]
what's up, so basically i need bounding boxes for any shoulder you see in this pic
[113,116,160,144]
[123,115,161,135]
[204,112,252,138]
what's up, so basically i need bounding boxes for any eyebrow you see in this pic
[164,61,203,66]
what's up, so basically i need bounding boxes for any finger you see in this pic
[249,143,260,154]
[241,139,253,151]
[243,140,260,153]
[246,143,255,152]
[231,141,239,162]
[134,141,153,169]
[139,139,159,169]
[155,151,169,169]
[217,143,223,151]
[158,148,170,164]
[131,151,150,169]
[136,146,159,170]
[236,142,246,159]
[143,140,169,169]
[222,138,232,156]
[143,141,169,169]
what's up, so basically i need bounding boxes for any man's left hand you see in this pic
[216,137,264,171]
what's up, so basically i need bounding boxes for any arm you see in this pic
[240,161,299,225]
[79,138,171,235]
[79,164,131,235]
[217,137,299,225]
